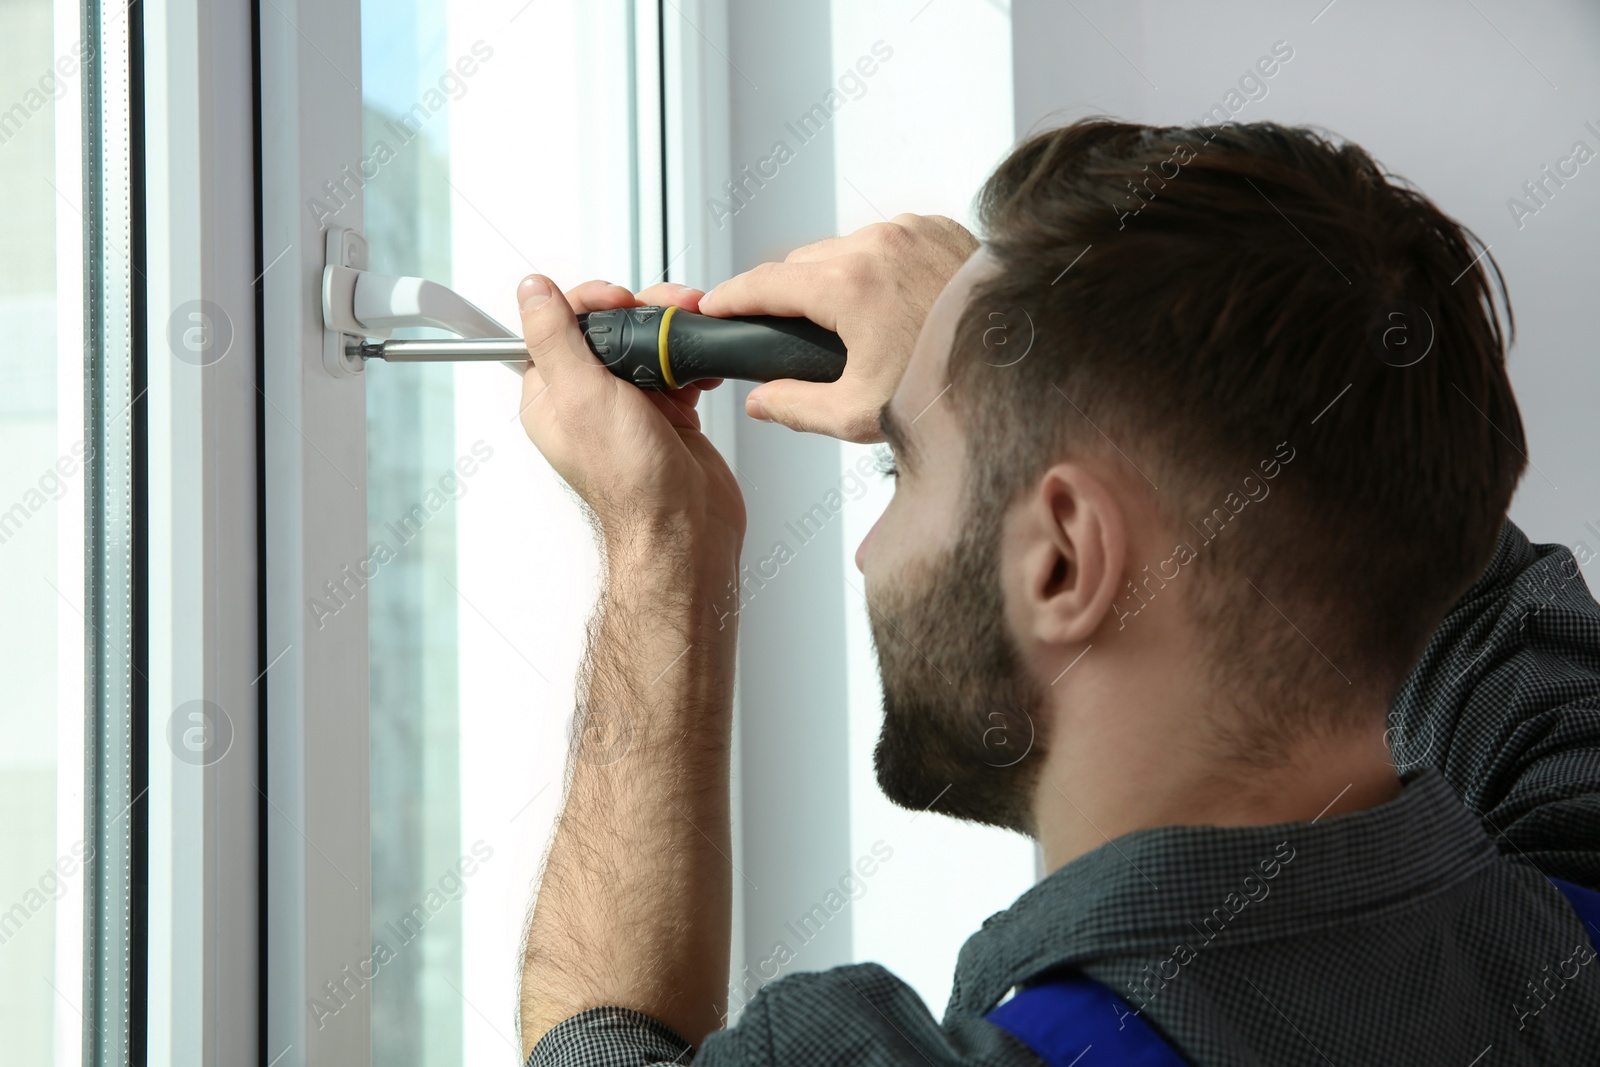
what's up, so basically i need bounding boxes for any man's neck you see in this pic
[1033,712,1401,875]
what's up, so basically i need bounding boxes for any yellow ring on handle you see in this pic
[657,305,681,390]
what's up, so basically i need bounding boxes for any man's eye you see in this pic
[873,445,898,480]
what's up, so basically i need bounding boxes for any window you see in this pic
[0,0,137,1062]
[356,0,659,1060]
[262,5,1030,1059]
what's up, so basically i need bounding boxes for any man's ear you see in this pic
[1014,463,1126,646]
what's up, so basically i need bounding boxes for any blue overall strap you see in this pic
[987,882,1599,1067]
[1550,877,1600,949]
[986,971,1190,1067]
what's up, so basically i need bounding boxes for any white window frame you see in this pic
[141,0,262,1063]
[248,0,736,1062]
[257,0,369,1060]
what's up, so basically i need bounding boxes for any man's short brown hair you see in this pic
[949,119,1526,741]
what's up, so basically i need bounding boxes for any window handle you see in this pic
[320,226,522,377]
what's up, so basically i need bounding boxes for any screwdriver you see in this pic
[356,307,847,391]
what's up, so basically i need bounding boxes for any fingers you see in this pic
[519,277,714,413]
[565,278,703,322]
[689,213,978,444]
[782,233,852,264]
[565,279,636,314]
[635,281,704,311]
[777,215,943,265]
[518,275,604,395]
[565,279,703,323]
[649,386,704,432]
[746,379,881,442]
[697,259,859,327]
[515,338,553,433]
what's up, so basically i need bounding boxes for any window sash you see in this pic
[138,0,263,1061]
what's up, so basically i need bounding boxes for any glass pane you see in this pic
[0,0,101,1062]
[360,1,645,1061]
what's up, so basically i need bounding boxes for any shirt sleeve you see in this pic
[525,1006,694,1067]
[1393,518,1600,888]
[524,963,1042,1067]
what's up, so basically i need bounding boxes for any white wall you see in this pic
[1012,0,1600,573]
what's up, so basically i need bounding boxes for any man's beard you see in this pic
[868,495,1049,836]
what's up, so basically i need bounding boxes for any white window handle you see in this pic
[320,226,524,376]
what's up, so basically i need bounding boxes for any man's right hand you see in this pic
[696,213,977,442]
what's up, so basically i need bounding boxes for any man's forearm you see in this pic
[521,521,742,1058]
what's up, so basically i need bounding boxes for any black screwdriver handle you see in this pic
[576,306,846,391]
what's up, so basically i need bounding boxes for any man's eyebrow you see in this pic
[878,402,918,472]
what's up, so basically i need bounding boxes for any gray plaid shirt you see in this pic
[527,521,1600,1066]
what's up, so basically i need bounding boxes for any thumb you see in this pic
[746,379,836,435]
[517,275,601,393]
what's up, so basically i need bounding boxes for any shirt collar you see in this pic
[945,767,1499,1020]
